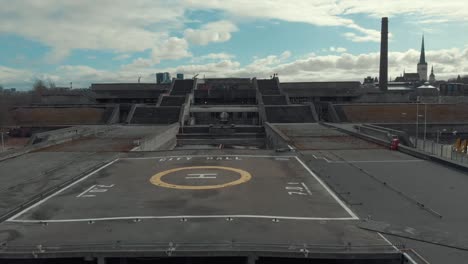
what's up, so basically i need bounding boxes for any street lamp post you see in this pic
[437,128,447,144]
[424,104,427,143]
[415,103,419,147]
[1,132,4,152]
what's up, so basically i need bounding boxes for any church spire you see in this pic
[419,35,426,64]
[429,65,435,82]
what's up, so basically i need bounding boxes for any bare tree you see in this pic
[47,78,56,89]
[33,79,48,93]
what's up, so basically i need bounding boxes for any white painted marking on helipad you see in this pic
[7,215,357,223]
[121,155,296,160]
[301,182,313,196]
[312,155,331,163]
[186,173,217,179]
[76,185,97,198]
[7,159,120,221]
[294,156,359,220]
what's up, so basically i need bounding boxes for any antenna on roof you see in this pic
[138,76,141,83]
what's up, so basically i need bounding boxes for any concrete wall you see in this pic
[419,96,468,104]
[29,126,110,145]
[131,123,179,151]
[334,103,468,123]
[10,105,117,126]
[264,122,291,149]
[355,125,392,142]
[264,105,316,123]
[0,126,112,161]
[107,104,120,124]
[352,93,412,103]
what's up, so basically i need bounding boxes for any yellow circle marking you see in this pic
[150,166,251,190]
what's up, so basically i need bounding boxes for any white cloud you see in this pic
[191,53,235,62]
[0,1,183,62]
[338,0,468,22]
[112,54,131,61]
[151,37,191,63]
[121,58,154,70]
[330,46,347,53]
[184,20,238,45]
[1,0,466,66]
[0,66,33,84]
[4,46,468,89]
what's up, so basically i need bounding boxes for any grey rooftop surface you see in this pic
[275,123,468,263]
[0,149,398,260]
[1,123,467,262]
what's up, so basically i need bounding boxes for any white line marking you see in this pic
[89,189,108,193]
[301,182,313,196]
[130,146,140,152]
[377,232,399,252]
[312,155,332,163]
[287,145,295,150]
[408,249,430,264]
[275,158,290,161]
[7,215,357,223]
[76,185,96,198]
[294,156,359,220]
[287,182,299,185]
[328,160,423,164]
[403,252,419,264]
[7,159,120,221]
[186,173,217,179]
[121,155,296,160]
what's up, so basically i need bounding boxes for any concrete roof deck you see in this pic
[0,148,399,261]
[2,122,468,262]
[275,123,468,263]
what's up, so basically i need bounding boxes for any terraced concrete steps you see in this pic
[265,105,316,123]
[130,106,181,124]
[170,79,194,96]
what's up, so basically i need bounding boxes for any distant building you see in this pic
[176,73,184,80]
[2,88,16,93]
[439,82,468,96]
[395,72,420,83]
[156,72,171,84]
[416,82,438,96]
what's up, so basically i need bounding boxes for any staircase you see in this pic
[255,78,317,123]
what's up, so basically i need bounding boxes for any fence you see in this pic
[411,136,468,164]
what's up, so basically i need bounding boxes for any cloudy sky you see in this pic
[1,0,468,89]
